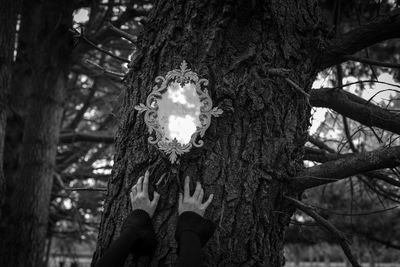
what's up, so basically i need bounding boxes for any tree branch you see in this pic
[64,187,107,192]
[66,82,98,130]
[310,88,400,135]
[62,172,110,182]
[304,147,350,162]
[293,146,400,191]
[316,80,400,91]
[342,55,400,69]
[285,196,361,267]
[107,22,136,44]
[70,28,130,63]
[307,136,336,153]
[304,148,400,188]
[364,170,400,188]
[320,8,400,69]
[86,59,126,78]
[59,132,114,144]
[74,8,147,55]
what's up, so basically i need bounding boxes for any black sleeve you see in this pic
[175,211,215,267]
[95,209,157,267]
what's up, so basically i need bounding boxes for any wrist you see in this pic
[175,211,215,247]
[122,209,157,256]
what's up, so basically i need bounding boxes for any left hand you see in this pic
[178,176,213,217]
[130,170,160,218]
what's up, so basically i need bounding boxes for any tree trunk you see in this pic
[0,0,20,221]
[94,0,322,266]
[0,0,74,266]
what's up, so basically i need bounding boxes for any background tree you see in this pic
[0,0,75,266]
[0,0,21,220]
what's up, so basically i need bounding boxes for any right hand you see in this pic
[130,170,160,218]
[178,176,213,217]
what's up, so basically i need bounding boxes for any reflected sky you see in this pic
[157,82,201,145]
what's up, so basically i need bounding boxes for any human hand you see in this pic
[178,176,213,217]
[130,170,160,218]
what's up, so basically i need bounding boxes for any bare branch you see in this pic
[304,148,400,187]
[315,80,400,91]
[343,116,358,153]
[293,146,400,191]
[70,28,130,63]
[265,68,291,77]
[60,132,114,144]
[73,9,146,55]
[364,171,400,188]
[312,204,398,217]
[319,8,400,69]
[264,68,311,105]
[285,196,361,267]
[307,136,336,154]
[62,172,110,182]
[107,22,136,44]
[310,88,400,135]
[66,82,98,130]
[64,187,107,192]
[343,55,400,69]
[86,60,126,78]
[304,147,350,162]
[284,77,310,98]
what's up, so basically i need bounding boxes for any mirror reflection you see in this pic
[156,81,201,145]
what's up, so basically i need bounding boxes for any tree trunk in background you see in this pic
[0,0,74,266]
[0,0,20,221]
[94,1,322,266]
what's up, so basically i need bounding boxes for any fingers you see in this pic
[130,191,134,207]
[193,182,202,200]
[179,193,183,205]
[198,188,204,202]
[143,170,149,197]
[184,176,190,200]
[151,191,160,207]
[201,194,214,209]
[131,185,137,197]
[137,176,143,193]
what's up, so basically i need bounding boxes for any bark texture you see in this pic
[94,1,322,266]
[0,0,74,266]
[0,0,20,220]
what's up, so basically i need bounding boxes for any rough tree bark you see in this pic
[0,0,20,220]
[93,1,322,266]
[0,0,74,266]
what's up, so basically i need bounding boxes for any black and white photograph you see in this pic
[0,0,400,266]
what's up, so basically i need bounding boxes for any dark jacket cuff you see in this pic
[121,209,157,256]
[175,211,215,247]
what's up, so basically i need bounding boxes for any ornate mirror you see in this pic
[135,61,223,163]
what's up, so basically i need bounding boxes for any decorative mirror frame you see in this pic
[134,61,223,163]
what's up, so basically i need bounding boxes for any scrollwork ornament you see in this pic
[134,60,223,164]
